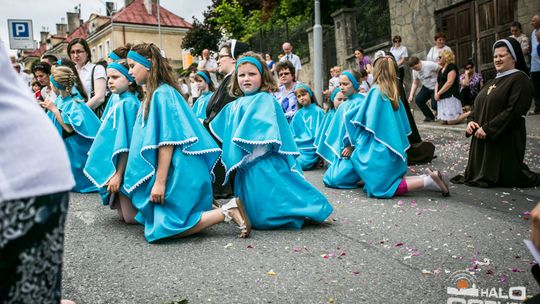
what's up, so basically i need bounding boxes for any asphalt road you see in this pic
[62,129,540,304]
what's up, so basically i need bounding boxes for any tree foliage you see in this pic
[181,18,221,55]
[181,0,390,53]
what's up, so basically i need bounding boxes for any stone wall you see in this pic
[388,0,539,88]
[517,0,539,38]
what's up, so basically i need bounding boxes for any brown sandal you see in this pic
[425,168,450,197]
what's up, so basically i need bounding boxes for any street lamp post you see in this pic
[157,0,162,50]
[313,0,323,104]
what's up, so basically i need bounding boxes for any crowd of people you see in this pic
[2,12,540,304]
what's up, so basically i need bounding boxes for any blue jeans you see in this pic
[415,86,436,120]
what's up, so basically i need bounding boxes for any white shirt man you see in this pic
[279,42,302,81]
[408,57,440,121]
[197,49,219,87]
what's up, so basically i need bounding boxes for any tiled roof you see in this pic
[23,42,47,57]
[113,0,192,28]
[65,22,89,42]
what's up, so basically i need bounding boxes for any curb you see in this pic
[416,124,540,140]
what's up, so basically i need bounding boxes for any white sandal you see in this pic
[221,198,251,238]
[425,168,450,197]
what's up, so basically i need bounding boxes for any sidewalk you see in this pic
[412,106,540,139]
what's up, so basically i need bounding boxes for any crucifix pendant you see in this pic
[487,84,496,95]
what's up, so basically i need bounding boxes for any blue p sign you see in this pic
[12,22,29,38]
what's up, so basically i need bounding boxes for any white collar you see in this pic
[495,68,520,78]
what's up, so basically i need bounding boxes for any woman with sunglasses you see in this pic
[459,61,483,108]
[390,35,408,84]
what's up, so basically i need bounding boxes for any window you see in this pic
[105,40,110,56]
[92,48,96,60]
[98,44,103,60]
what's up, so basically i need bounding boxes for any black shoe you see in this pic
[423,117,434,122]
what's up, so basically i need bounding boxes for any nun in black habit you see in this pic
[203,40,250,199]
[451,38,540,188]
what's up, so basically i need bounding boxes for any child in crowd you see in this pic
[40,66,100,193]
[290,83,325,170]
[345,55,450,198]
[315,88,342,163]
[32,81,43,101]
[191,70,215,122]
[317,71,364,189]
[210,52,333,230]
[124,43,248,242]
[84,59,142,223]
[56,58,89,101]
[358,68,372,95]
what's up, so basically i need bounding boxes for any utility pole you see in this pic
[157,0,162,50]
[313,0,323,104]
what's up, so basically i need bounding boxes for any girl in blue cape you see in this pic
[210,52,333,230]
[124,43,250,242]
[40,66,100,193]
[290,83,325,170]
[316,71,364,189]
[191,70,215,122]
[43,58,88,135]
[345,56,450,198]
[314,88,342,163]
[84,59,142,222]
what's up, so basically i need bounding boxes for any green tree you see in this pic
[181,18,221,55]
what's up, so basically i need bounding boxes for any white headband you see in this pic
[231,39,237,60]
[493,39,517,60]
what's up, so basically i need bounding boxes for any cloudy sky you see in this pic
[0,0,212,55]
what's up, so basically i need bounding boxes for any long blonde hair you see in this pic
[51,66,77,97]
[372,56,399,110]
[130,43,181,119]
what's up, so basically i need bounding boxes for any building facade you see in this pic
[23,0,191,70]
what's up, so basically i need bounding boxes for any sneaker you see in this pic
[528,109,540,115]
[423,117,434,122]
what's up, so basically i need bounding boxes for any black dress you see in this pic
[203,74,235,198]
[451,71,540,187]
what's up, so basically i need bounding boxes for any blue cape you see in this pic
[210,91,301,183]
[290,104,325,150]
[123,84,221,193]
[122,84,221,242]
[57,94,101,193]
[316,94,365,163]
[84,91,140,201]
[192,91,213,121]
[345,86,411,198]
[314,108,335,162]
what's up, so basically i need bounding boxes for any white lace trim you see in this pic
[65,113,96,140]
[350,120,410,162]
[124,138,220,193]
[83,148,130,188]
[221,138,300,185]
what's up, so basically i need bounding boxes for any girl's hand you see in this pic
[40,99,57,111]
[341,146,354,158]
[150,181,166,204]
[106,173,123,193]
[466,121,479,135]
[434,93,441,101]
[474,127,486,139]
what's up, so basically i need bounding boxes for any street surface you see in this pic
[63,119,540,304]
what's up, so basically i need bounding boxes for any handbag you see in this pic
[90,64,111,119]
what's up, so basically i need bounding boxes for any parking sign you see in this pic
[7,19,34,50]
